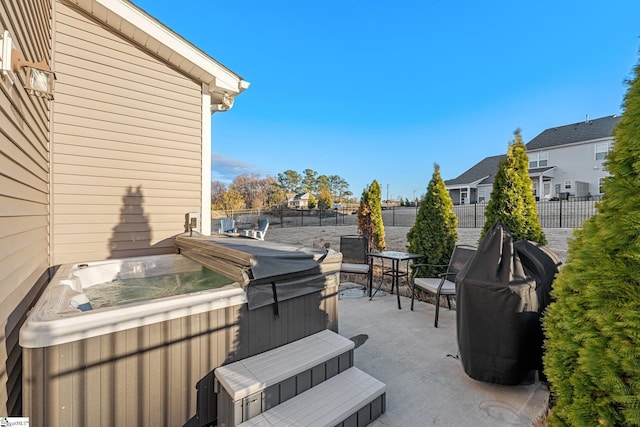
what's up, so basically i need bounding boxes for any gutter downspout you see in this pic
[201,84,212,236]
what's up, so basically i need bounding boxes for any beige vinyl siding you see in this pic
[52,3,203,264]
[0,0,52,416]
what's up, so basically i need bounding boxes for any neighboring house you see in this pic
[286,192,311,209]
[526,114,620,200]
[444,154,505,205]
[445,115,620,204]
[0,0,247,419]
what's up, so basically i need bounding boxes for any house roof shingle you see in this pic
[526,115,620,151]
[445,154,506,187]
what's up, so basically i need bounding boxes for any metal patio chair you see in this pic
[339,235,371,290]
[410,245,476,327]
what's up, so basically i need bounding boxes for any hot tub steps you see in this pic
[238,366,386,427]
[214,329,386,427]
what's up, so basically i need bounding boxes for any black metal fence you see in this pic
[213,197,600,231]
[212,207,359,230]
[452,196,601,228]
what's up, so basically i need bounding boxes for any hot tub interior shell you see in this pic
[22,237,340,427]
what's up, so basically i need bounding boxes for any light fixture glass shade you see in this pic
[29,68,51,92]
[26,67,54,98]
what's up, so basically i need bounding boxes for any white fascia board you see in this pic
[83,0,248,94]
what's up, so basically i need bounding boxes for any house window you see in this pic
[599,177,606,193]
[538,152,548,167]
[595,143,612,160]
[564,180,572,189]
[529,152,548,168]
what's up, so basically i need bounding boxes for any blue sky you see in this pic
[132,0,639,201]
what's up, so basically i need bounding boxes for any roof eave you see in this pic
[445,176,489,189]
[68,0,250,108]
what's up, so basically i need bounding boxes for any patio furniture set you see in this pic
[218,217,269,240]
[338,223,560,386]
[339,234,470,325]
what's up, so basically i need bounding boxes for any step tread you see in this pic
[238,367,386,427]
[215,329,354,400]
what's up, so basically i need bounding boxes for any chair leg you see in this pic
[446,295,452,310]
[434,290,441,327]
[410,284,415,311]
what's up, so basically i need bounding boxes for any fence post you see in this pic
[559,198,563,228]
[474,203,477,228]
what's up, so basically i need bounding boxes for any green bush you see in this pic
[357,180,386,251]
[407,164,458,277]
[543,60,640,426]
[480,130,546,244]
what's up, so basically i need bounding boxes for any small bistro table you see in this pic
[367,251,424,309]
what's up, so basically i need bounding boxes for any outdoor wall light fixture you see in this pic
[0,30,55,99]
[12,48,55,99]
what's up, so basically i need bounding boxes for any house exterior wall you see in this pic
[0,0,52,416]
[529,136,613,198]
[51,2,204,264]
[476,184,492,203]
[448,187,483,205]
[447,189,460,204]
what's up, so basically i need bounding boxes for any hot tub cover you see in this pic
[455,222,560,385]
[176,235,342,310]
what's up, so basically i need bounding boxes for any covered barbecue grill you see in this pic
[456,222,560,385]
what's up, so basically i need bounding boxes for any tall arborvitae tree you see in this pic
[407,164,458,277]
[543,61,640,426]
[369,180,386,251]
[317,187,333,210]
[357,185,373,249]
[480,130,546,244]
[357,180,386,252]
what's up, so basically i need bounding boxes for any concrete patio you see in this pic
[336,285,549,426]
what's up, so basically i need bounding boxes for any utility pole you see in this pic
[386,184,389,204]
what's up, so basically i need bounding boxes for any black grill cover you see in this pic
[456,222,560,385]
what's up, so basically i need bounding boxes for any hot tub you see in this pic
[21,238,341,427]
[20,254,247,348]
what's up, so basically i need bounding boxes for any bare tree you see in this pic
[211,180,228,208]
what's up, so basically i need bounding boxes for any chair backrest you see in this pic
[220,218,235,233]
[340,235,368,264]
[447,245,477,276]
[257,218,269,232]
